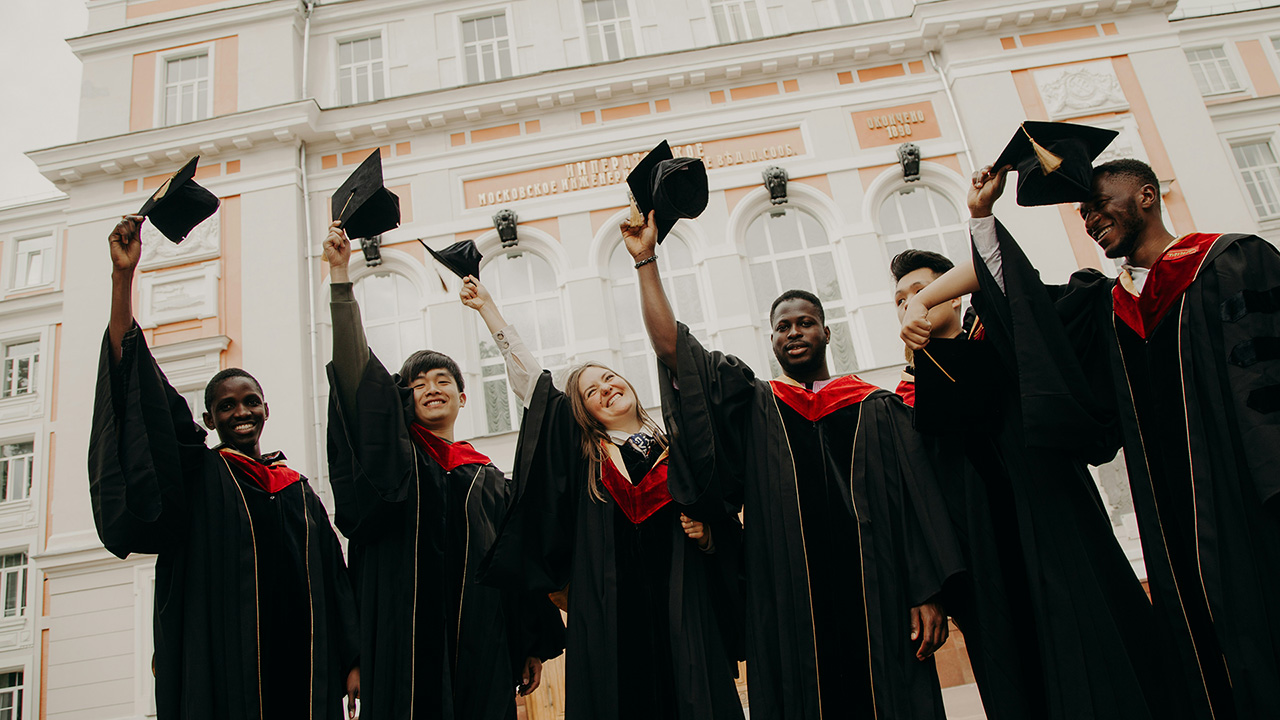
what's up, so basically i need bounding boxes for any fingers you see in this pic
[680,514,704,538]
[528,660,543,694]
[910,606,921,641]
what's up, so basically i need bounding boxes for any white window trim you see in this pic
[0,334,42,406]
[331,26,391,106]
[7,231,58,294]
[0,665,27,720]
[1222,128,1280,225]
[702,0,772,44]
[455,4,520,86]
[1184,43,1248,98]
[576,0,643,64]
[153,42,217,128]
[0,430,39,515]
[0,549,29,622]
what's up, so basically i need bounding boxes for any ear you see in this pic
[202,411,215,430]
[823,325,831,343]
[263,402,270,420]
[458,391,467,409]
[1140,183,1159,211]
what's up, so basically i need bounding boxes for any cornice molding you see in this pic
[71,0,296,57]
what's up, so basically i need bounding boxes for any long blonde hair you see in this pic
[564,361,667,502]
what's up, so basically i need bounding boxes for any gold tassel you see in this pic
[1021,125,1062,174]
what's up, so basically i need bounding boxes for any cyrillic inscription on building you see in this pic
[464,128,806,209]
[851,101,941,148]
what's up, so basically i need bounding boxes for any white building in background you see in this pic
[0,0,1277,717]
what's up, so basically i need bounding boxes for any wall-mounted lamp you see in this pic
[897,143,921,183]
[762,166,789,217]
[359,235,383,267]
[493,208,519,248]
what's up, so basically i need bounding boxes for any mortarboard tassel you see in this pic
[1021,124,1063,175]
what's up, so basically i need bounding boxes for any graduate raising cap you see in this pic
[423,239,484,280]
[993,121,1119,206]
[332,149,401,239]
[624,140,708,243]
[137,156,220,243]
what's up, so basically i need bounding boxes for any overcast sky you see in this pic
[0,0,1256,210]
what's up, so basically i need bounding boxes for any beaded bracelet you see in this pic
[633,255,658,269]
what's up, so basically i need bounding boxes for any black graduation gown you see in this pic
[87,327,359,720]
[481,371,745,720]
[325,357,564,720]
[659,324,964,720]
[971,221,1280,719]
[906,329,1187,720]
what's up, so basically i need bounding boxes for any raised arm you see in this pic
[323,221,371,413]
[461,276,542,407]
[108,215,144,363]
[623,211,677,369]
[901,165,1009,350]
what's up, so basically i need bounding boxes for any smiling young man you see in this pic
[902,157,1280,718]
[625,213,964,720]
[89,216,360,720]
[322,222,563,720]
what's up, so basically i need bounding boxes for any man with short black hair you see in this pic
[323,221,564,720]
[90,215,360,720]
[624,213,963,720]
[903,156,1280,718]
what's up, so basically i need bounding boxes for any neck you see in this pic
[225,441,263,461]
[1126,221,1178,269]
[607,417,646,435]
[418,421,454,443]
[784,361,831,385]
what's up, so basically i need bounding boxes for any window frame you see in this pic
[705,0,769,44]
[457,6,519,85]
[154,43,216,127]
[0,339,40,403]
[1183,44,1245,97]
[822,0,895,26]
[0,551,28,622]
[8,232,56,293]
[332,27,391,107]
[578,0,642,64]
[0,668,24,720]
[1226,131,1280,223]
[876,182,972,270]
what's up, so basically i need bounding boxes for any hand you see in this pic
[459,276,492,311]
[345,666,360,719]
[910,602,949,660]
[109,215,144,276]
[323,221,352,283]
[621,209,658,263]
[900,298,933,351]
[968,164,1009,218]
[680,513,711,550]
[518,656,543,696]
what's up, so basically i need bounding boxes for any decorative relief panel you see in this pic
[1090,114,1149,165]
[1033,60,1128,121]
[138,261,220,329]
[138,209,220,271]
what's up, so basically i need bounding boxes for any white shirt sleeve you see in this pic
[970,215,1005,294]
[492,324,541,409]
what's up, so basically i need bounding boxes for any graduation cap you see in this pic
[912,338,1002,435]
[137,156,220,244]
[332,150,400,240]
[423,239,483,280]
[625,140,709,243]
[992,121,1119,207]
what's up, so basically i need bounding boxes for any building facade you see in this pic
[4,0,1280,717]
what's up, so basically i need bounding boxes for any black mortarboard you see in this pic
[425,239,483,280]
[332,150,400,239]
[992,121,1119,207]
[137,156,220,244]
[911,338,1002,435]
[626,140,709,243]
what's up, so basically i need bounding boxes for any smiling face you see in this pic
[1080,173,1149,259]
[894,267,963,338]
[203,376,269,457]
[771,297,830,380]
[574,365,640,432]
[409,369,465,434]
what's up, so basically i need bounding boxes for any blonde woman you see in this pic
[465,275,744,720]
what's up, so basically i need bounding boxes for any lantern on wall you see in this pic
[897,143,922,183]
[493,208,519,248]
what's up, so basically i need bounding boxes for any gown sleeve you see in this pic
[308,485,361,676]
[658,323,757,513]
[87,325,205,559]
[968,219,1121,466]
[1205,234,1280,508]
[479,371,584,593]
[325,283,417,541]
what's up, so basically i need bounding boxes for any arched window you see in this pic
[878,185,968,264]
[608,235,706,407]
[474,251,568,434]
[744,206,859,374]
[353,271,426,372]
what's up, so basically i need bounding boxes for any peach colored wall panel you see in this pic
[1019,25,1100,47]
[130,52,157,132]
[1238,39,1280,97]
[213,36,238,116]
[857,64,906,83]
[601,102,652,122]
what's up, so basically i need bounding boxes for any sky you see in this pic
[0,0,1260,210]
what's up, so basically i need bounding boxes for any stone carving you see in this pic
[1034,61,1128,120]
[493,208,519,248]
[897,143,921,183]
[139,261,220,328]
[139,209,221,271]
[762,166,789,205]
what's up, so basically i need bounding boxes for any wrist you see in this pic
[969,205,993,218]
[112,267,137,284]
[330,266,350,284]
[634,254,658,270]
